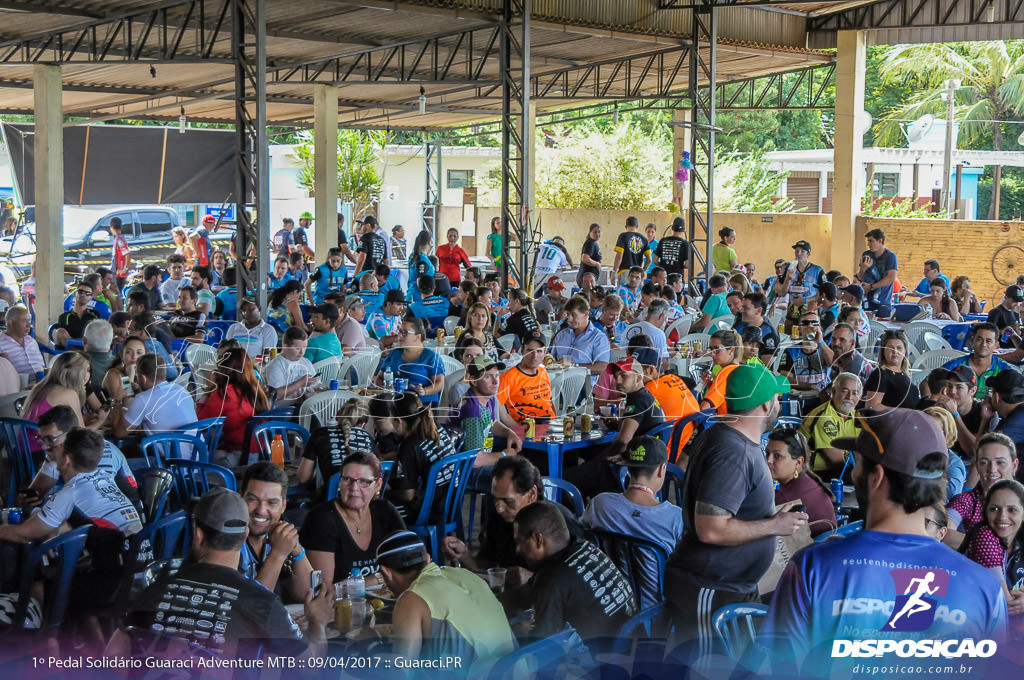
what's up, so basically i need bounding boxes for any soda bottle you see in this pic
[270,434,285,467]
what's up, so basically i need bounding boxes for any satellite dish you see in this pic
[906,114,935,143]
[1017,129,1024,146]
[857,110,873,137]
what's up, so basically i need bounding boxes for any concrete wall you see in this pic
[858,216,1019,306]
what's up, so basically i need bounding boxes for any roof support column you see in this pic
[422,139,441,244]
[831,30,865,275]
[689,8,716,286]
[314,84,338,260]
[33,64,63,341]
[672,108,692,282]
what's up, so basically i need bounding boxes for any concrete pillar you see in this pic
[818,170,829,212]
[313,84,338,260]
[830,30,866,275]
[33,64,64,341]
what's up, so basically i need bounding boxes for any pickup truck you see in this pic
[0,205,235,279]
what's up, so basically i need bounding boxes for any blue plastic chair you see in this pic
[407,450,477,560]
[712,602,769,660]
[774,416,803,429]
[12,525,90,635]
[612,603,675,655]
[668,408,717,463]
[487,625,579,680]
[541,477,585,518]
[647,420,676,446]
[110,511,191,614]
[140,432,209,466]
[134,467,176,523]
[814,519,864,542]
[202,320,234,347]
[328,461,394,501]
[592,528,669,611]
[619,463,685,506]
[176,417,226,457]
[248,421,310,464]
[165,460,237,503]
[0,417,39,502]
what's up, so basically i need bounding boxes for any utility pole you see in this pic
[940,78,959,214]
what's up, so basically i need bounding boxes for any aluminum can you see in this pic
[524,418,536,439]
[330,380,339,391]
[609,404,618,418]
[581,414,592,434]
[563,416,575,437]
[7,508,22,525]
[394,378,407,393]
[830,479,844,504]
[436,329,445,342]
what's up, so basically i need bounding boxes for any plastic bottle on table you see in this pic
[384,367,395,389]
[270,434,285,467]
[346,569,365,598]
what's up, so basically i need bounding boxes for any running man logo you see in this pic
[883,568,950,632]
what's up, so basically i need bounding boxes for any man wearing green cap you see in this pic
[294,211,315,260]
[665,363,808,655]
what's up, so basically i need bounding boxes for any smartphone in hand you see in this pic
[310,570,323,597]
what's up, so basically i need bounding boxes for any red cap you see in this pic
[202,215,217,226]
[547,276,565,291]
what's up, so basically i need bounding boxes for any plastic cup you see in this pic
[487,567,507,593]
[350,596,368,629]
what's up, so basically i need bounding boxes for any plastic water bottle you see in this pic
[270,434,285,468]
[345,569,365,598]
[384,367,395,389]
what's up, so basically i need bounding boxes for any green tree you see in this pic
[874,41,1024,218]
[292,129,385,218]
[713,152,802,213]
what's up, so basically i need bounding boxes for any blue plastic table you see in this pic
[513,422,617,480]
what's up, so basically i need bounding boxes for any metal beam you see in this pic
[688,7,716,284]
[659,0,842,7]
[421,138,441,241]
[808,0,1024,32]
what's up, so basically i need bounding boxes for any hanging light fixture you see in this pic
[613,103,619,125]
[419,87,426,115]
[178,106,187,134]
[986,1,996,21]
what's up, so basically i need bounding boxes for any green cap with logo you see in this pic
[299,211,314,220]
[724,363,790,412]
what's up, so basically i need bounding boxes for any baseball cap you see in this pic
[986,369,1024,401]
[1005,285,1024,303]
[524,330,547,347]
[792,240,812,252]
[312,302,339,322]
[299,211,314,221]
[611,348,658,374]
[622,435,668,469]
[202,215,217,226]
[361,215,379,228]
[467,354,506,376]
[193,488,249,534]
[376,530,428,570]
[546,276,565,292]
[343,296,367,311]
[842,284,865,303]
[384,289,405,304]
[948,365,977,386]
[671,216,686,232]
[724,363,790,412]
[832,408,948,479]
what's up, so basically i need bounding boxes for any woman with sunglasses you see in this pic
[700,329,744,414]
[864,329,920,409]
[765,428,836,537]
[300,451,405,585]
[374,317,445,404]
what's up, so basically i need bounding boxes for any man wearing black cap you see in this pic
[772,240,824,322]
[760,409,1008,673]
[303,302,343,363]
[653,217,691,279]
[354,216,388,275]
[986,285,1024,347]
[582,435,683,609]
[377,530,516,666]
[109,488,334,657]
[930,366,982,461]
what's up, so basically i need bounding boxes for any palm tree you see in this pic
[293,129,385,218]
[873,41,1024,219]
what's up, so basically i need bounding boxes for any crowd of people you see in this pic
[2,210,1024,678]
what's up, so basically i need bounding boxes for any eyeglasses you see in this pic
[399,329,418,337]
[339,475,378,488]
[76,289,92,296]
[798,320,821,327]
[708,346,728,353]
[39,431,68,447]
[924,517,946,531]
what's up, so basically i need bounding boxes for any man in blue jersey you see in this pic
[760,408,1008,677]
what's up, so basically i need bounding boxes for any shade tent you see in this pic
[1,123,240,206]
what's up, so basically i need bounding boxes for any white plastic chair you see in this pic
[666,314,695,341]
[922,330,952,351]
[678,333,711,351]
[185,343,216,369]
[297,389,360,431]
[444,316,459,335]
[173,371,192,391]
[911,349,968,372]
[903,322,942,354]
[440,367,467,410]
[554,367,588,414]
[609,347,627,362]
[910,369,930,388]
[313,356,344,387]
[339,347,381,388]
[440,354,463,375]
[864,320,888,359]
[710,316,735,331]
[496,334,517,354]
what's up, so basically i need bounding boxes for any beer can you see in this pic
[436,329,446,342]
[609,404,618,418]
[454,326,464,340]
[270,347,278,360]
[6,508,22,525]
[524,418,536,439]
[394,378,407,393]
[830,479,844,504]
[330,380,339,391]
[563,416,575,437]
[581,414,592,434]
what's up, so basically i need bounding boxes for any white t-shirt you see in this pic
[264,354,316,390]
[40,440,134,484]
[124,381,198,437]
[623,320,669,359]
[226,321,278,358]
[534,243,568,277]
[160,277,188,306]
[38,469,142,535]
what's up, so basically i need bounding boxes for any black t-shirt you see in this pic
[124,561,305,657]
[299,498,405,580]
[623,388,665,437]
[292,227,309,248]
[579,238,603,280]
[530,539,636,640]
[654,236,691,275]
[389,426,460,521]
[56,308,101,339]
[1007,548,1024,590]
[614,232,649,271]
[668,424,776,592]
[864,367,921,409]
[478,503,587,568]
[987,305,1020,330]
[733,320,780,357]
[357,232,388,272]
[338,227,348,250]
[169,310,203,338]
[500,309,541,347]
[303,426,375,484]
[952,400,983,460]
[129,283,162,312]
